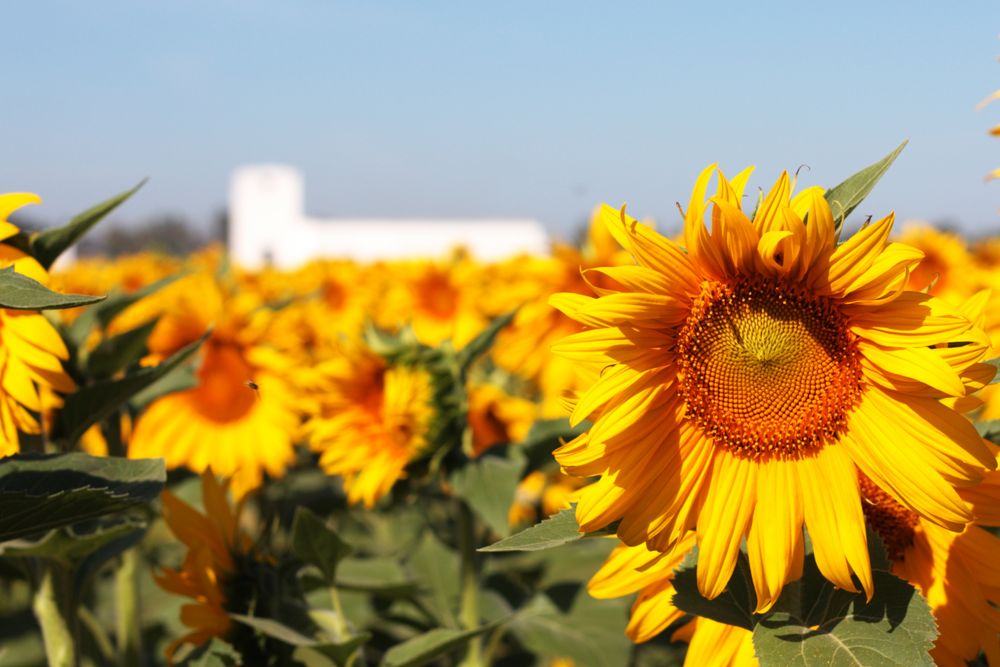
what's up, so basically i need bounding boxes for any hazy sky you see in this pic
[6,1,1000,240]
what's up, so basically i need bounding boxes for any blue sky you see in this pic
[5,1,1000,239]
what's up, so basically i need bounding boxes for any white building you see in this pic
[228,165,549,268]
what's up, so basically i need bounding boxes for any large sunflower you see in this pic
[552,166,995,610]
[302,340,435,507]
[0,193,75,455]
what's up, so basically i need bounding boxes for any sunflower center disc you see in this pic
[676,277,863,459]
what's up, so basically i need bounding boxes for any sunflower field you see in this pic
[3,141,1000,667]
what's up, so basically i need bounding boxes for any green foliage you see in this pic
[449,449,525,537]
[66,271,185,347]
[508,586,631,667]
[84,318,158,378]
[824,141,907,230]
[380,626,493,667]
[455,309,516,376]
[671,546,939,667]
[479,506,614,553]
[53,331,208,445]
[0,453,164,543]
[0,266,104,310]
[29,180,146,269]
[292,507,354,585]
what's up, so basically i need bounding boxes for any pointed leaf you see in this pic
[0,266,104,310]
[670,547,758,631]
[292,507,353,585]
[0,453,164,542]
[456,309,516,374]
[294,634,372,667]
[824,141,907,228]
[85,318,158,378]
[449,450,525,537]
[30,180,146,269]
[54,332,207,444]
[479,507,585,552]
[381,626,493,667]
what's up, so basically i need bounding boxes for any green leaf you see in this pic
[54,332,207,445]
[0,453,164,542]
[128,363,198,410]
[66,271,185,347]
[292,507,353,585]
[456,310,516,374]
[175,638,241,667]
[380,626,492,667]
[752,569,937,667]
[509,586,631,667]
[0,518,145,568]
[518,418,588,472]
[824,141,907,229]
[406,530,461,628]
[449,450,525,537]
[479,507,582,553]
[976,418,1000,443]
[670,547,758,631]
[0,266,104,310]
[335,557,418,596]
[30,180,146,269]
[294,634,372,667]
[230,614,318,646]
[85,318,158,378]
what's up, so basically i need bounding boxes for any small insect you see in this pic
[244,380,261,400]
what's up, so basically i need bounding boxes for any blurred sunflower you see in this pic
[155,472,255,658]
[553,166,995,610]
[0,193,75,455]
[129,271,299,497]
[898,223,976,300]
[467,382,537,456]
[302,341,434,507]
[494,211,635,417]
[507,469,586,529]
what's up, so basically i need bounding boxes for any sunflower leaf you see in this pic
[66,271,187,347]
[85,318,159,378]
[824,141,907,230]
[0,453,164,543]
[478,507,580,552]
[508,585,631,667]
[456,309,517,375]
[450,449,525,538]
[291,507,353,585]
[671,547,759,631]
[752,568,937,667]
[53,331,208,445]
[30,179,146,269]
[381,625,495,667]
[0,266,105,310]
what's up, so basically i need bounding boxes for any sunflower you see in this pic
[552,166,995,611]
[898,223,976,300]
[302,340,435,507]
[0,193,75,455]
[129,271,299,498]
[467,382,537,456]
[155,472,255,658]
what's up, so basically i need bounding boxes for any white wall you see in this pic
[228,166,549,268]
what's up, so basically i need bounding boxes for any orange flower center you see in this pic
[858,473,919,562]
[676,277,863,460]
[193,343,258,422]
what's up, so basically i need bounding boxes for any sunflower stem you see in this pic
[115,548,143,666]
[457,502,484,667]
[33,562,79,667]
